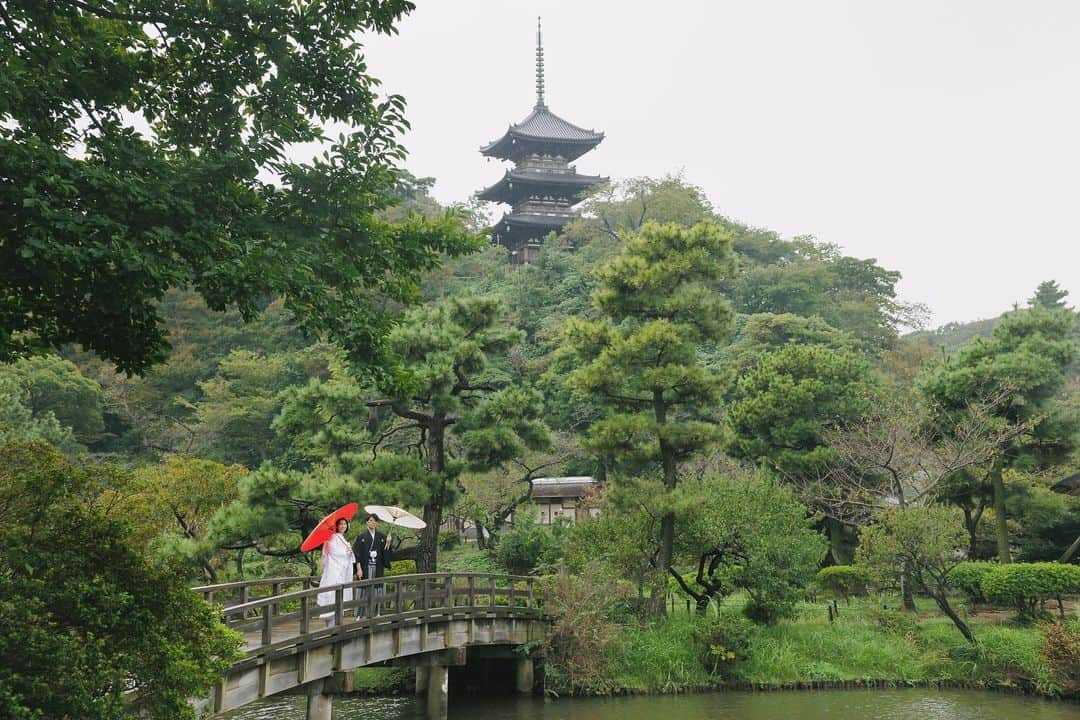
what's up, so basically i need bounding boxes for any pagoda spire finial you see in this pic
[535,16,546,107]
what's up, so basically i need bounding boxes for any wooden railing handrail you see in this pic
[215,572,535,617]
[192,571,533,595]
[191,576,311,593]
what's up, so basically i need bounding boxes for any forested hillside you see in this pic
[4,173,1075,587]
[6,5,1076,716]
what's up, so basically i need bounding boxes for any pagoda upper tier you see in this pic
[480,105,604,163]
[477,18,605,264]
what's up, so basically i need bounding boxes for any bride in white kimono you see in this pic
[317,518,355,626]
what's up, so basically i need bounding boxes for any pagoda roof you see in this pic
[477,169,606,203]
[497,211,575,229]
[481,104,604,160]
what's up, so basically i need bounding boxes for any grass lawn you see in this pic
[604,592,1067,695]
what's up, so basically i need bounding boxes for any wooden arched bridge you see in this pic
[193,573,550,719]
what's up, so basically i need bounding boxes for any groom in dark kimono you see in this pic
[354,513,391,618]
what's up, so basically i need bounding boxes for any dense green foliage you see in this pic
[566,219,736,613]
[923,306,1079,562]
[857,506,976,642]
[493,509,563,575]
[948,561,998,604]
[981,563,1080,618]
[817,566,869,603]
[0,0,478,373]
[671,471,826,621]
[0,442,242,719]
[725,344,874,477]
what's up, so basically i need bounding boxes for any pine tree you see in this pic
[566,220,736,615]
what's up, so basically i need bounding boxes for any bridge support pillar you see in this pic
[415,666,430,695]
[425,665,448,720]
[515,657,534,694]
[305,679,332,720]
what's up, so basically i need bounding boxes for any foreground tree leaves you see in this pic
[0,0,479,374]
[0,441,243,720]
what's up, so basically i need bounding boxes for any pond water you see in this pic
[220,688,1077,720]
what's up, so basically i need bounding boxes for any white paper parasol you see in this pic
[364,504,426,529]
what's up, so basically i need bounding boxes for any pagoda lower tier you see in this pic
[478,169,605,206]
[492,209,577,264]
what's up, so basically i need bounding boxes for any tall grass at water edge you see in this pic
[604,594,1063,695]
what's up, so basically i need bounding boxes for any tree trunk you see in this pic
[893,482,916,612]
[989,461,1011,563]
[651,391,677,617]
[417,501,441,573]
[416,415,448,574]
[961,506,978,559]
[473,517,486,550]
[651,511,674,616]
[202,561,218,584]
[932,591,976,644]
[1060,534,1080,563]
[825,517,853,565]
[900,558,917,613]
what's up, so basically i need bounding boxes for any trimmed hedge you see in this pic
[949,561,997,604]
[981,562,1080,617]
[816,565,867,602]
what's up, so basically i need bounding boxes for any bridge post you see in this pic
[425,665,448,720]
[412,647,464,719]
[515,657,534,694]
[305,679,332,720]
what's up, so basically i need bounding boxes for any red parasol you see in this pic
[300,502,358,552]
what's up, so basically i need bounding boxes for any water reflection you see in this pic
[220,689,1075,720]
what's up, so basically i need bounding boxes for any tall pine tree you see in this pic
[566,220,736,615]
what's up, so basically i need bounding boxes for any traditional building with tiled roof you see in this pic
[478,19,606,264]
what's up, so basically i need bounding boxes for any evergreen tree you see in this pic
[1029,280,1071,310]
[566,220,736,615]
[212,298,549,572]
[922,306,1079,562]
[378,297,550,571]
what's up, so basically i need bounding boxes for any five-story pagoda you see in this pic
[479,19,606,264]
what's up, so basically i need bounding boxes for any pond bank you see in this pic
[562,596,1077,699]
[220,687,1078,720]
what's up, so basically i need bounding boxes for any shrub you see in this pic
[868,608,919,640]
[693,609,753,678]
[538,564,630,694]
[949,561,997,604]
[1042,621,1080,696]
[982,562,1080,618]
[494,510,561,575]
[438,530,460,551]
[0,442,243,720]
[385,560,417,577]
[743,596,797,624]
[816,565,867,603]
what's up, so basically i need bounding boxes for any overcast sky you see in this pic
[362,1,1079,327]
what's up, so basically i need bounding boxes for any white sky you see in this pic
[362,1,1079,326]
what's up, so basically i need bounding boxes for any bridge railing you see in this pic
[192,576,314,609]
[198,573,542,655]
